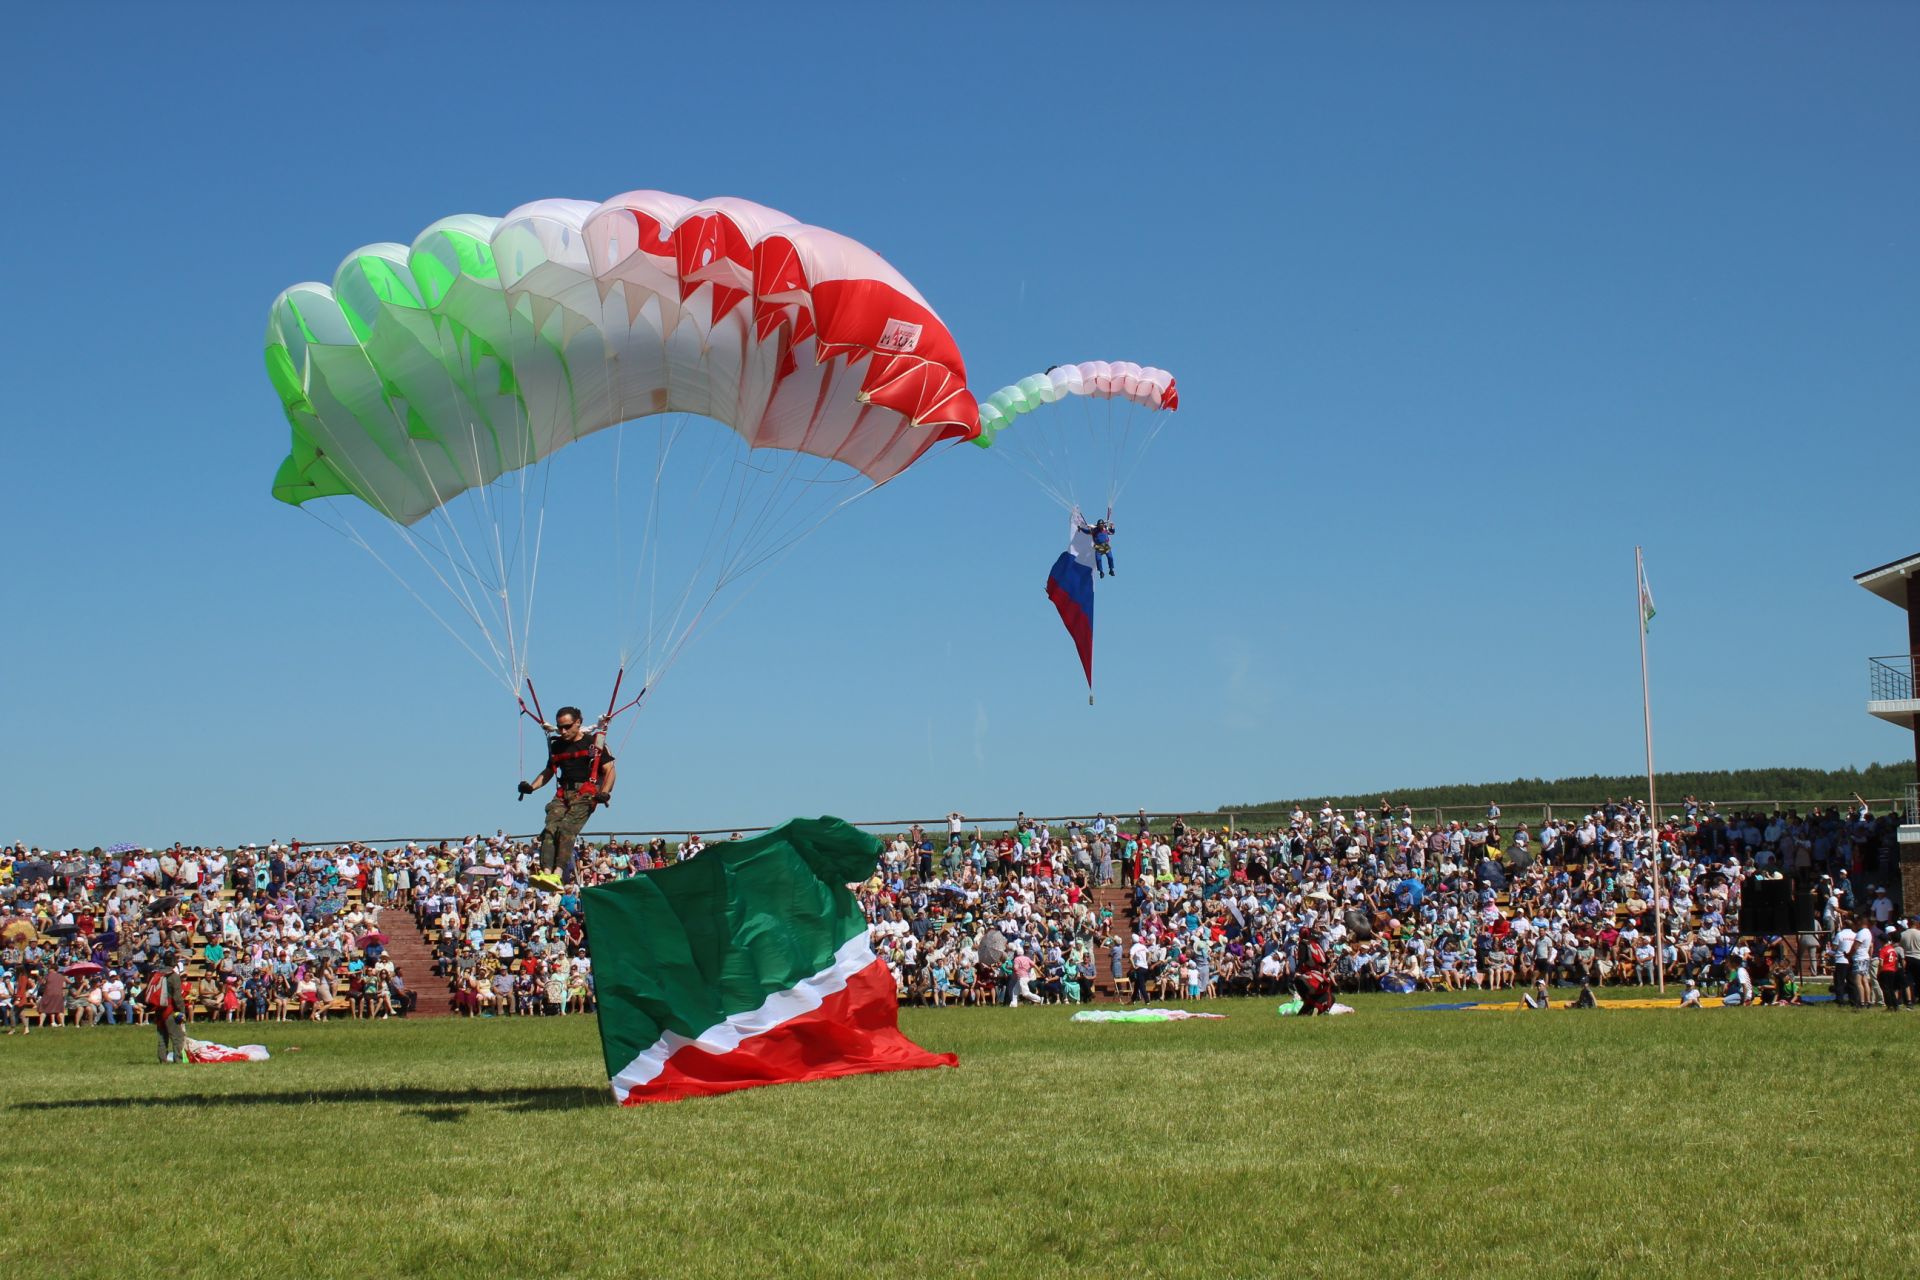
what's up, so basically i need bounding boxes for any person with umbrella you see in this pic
[2,916,37,951]
[11,858,55,886]
[72,974,103,1026]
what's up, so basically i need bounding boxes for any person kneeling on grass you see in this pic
[1523,979,1551,1011]
[1722,963,1754,1007]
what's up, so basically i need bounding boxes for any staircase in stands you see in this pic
[374,906,454,1018]
[1087,883,1136,999]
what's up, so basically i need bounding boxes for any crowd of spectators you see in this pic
[4,794,1917,1035]
[856,799,1916,1010]
[0,842,412,1033]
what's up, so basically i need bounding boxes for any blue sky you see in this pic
[3,3,1916,848]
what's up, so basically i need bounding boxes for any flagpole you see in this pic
[1638,546,1664,993]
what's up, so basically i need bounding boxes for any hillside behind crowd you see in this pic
[1211,762,1917,828]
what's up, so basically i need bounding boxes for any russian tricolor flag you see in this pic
[1045,512,1097,698]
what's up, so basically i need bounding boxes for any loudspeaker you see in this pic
[1740,877,1794,935]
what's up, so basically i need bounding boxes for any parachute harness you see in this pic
[515,672,646,800]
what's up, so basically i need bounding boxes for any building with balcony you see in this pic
[1854,551,1920,909]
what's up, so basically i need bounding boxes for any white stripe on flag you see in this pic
[609,934,877,1101]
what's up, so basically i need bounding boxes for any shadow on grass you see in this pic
[13,1085,607,1114]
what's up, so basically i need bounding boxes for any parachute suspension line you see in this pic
[654,477,886,695]
[636,415,681,679]
[994,396,1077,514]
[407,444,516,668]
[676,425,776,644]
[719,430,806,580]
[330,391,505,630]
[1105,393,1124,518]
[610,398,626,667]
[470,412,522,689]
[631,414,737,691]
[525,394,565,688]
[500,349,532,700]
[1109,393,1147,514]
[503,307,556,704]
[988,445,1077,514]
[641,418,743,680]
[410,312,515,682]
[295,410,518,691]
[386,386,518,673]
[1084,390,1112,518]
[452,374,525,700]
[302,504,518,697]
[720,455,868,588]
[1031,393,1075,516]
[1112,407,1172,510]
[706,427,759,599]
[601,305,635,677]
[628,413,687,686]
[490,422,534,701]
[718,358,891,590]
[723,467,874,586]
[409,309,520,697]
[716,405,876,590]
[714,393,854,592]
[628,377,888,694]
[520,493,549,698]
[625,299,688,686]
[1029,429,1075,514]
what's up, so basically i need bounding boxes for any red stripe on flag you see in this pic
[618,959,957,1105]
[1046,577,1094,687]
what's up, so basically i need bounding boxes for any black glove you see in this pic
[516,781,535,798]
[594,791,613,807]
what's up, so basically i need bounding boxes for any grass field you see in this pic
[2,994,1915,1279]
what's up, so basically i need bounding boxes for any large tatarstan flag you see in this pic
[1046,513,1097,694]
[581,817,956,1105]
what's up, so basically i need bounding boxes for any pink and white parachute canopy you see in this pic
[972,359,1179,515]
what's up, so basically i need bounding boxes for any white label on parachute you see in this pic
[876,318,922,354]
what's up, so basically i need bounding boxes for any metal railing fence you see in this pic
[1868,654,1917,702]
[270,795,1908,851]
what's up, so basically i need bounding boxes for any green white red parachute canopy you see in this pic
[264,190,977,722]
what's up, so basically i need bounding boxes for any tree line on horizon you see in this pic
[1212,761,1917,820]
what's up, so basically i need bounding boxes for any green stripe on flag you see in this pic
[581,816,880,1086]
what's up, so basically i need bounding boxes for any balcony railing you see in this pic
[1907,783,1919,823]
[1868,654,1916,702]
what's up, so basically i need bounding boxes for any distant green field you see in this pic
[1,996,1914,1279]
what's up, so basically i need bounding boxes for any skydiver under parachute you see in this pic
[517,703,617,883]
[973,361,1177,695]
[1077,515,1116,578]
[263,190,979,792]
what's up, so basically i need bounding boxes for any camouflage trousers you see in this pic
[539,791,597,872]
[155,1012,185,1063]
